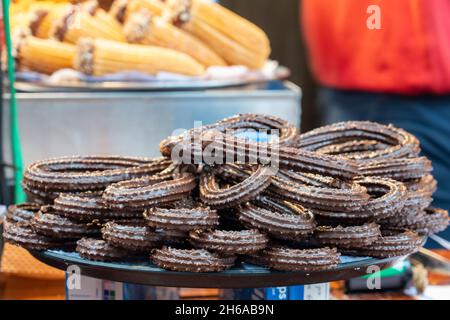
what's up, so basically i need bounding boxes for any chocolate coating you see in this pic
[144,207,219,231]
[160,114,300,157]
[379,209,425,228]
[314,223,381,249]
[155,229,188,247]
[103,171,196,211]
[410,207,449,235]
[357,177,408,221]
[189,229,269,255]
[239,202,316,241]
[54,192,142,221]
[270,170,369,212]
[102,220,162,252]
[246,246,340,272]
[76,238,130,262]
[31,207,99,239]
[359,157,433,181]
[352,230,422,258]
[3,222,72,251]
[6,203,41,224]
[200,166,273,209]
[151,247,236,272]
[23,156,171,196]
[299,121,420,163]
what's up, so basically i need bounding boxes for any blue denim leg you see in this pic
[317,88,450,247]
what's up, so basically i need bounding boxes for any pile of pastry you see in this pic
[3,114,449,273]
[11,0,271,77]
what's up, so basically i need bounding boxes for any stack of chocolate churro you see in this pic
[3,114,449,273]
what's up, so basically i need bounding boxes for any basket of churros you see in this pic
[10,0,286,91]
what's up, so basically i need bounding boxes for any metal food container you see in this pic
[3,81,301,167]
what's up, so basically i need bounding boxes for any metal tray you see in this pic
[15,67,290,93]
[30,249,404,288]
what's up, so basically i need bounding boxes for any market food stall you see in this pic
[1,0,449,302]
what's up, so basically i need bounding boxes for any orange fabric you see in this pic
[1,243,65,280]
[302,0,450,94]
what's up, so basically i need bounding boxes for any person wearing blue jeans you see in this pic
[318,88,450,247]
[302,0,450,247]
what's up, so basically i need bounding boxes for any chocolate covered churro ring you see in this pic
[379,209,425,228]
[151,247,236,272]
[3,222,72,251]
[359,157,433,181]
[199,134,360,180]
[143,207,219,231]
[215,114,299,147]
[299,121,420,163]
[160,113,299,157]
[277,147,360,180]
[214,163,257,184]
[102,220,162,252]
[6,203,41,224]
[274,169,342,187]
[155,229,188,247]
[23,156,171,195]
[270,171,369,212]
[406,174,437,195]
[378,176,435,227]
[246,247,340,272]
[398,175,436,211]
[164,196,198,210]
[356,177,407,221]
[188,229,268,255]
[54,192,141,221]
[403,189,433,212]
[76,238,130,262]
[103,172,196,211]
[316,140,389,156]
[199,166,273,209]
[308,178,406,224]
[22,182,58,204]
[31,207,100,239]
[314,223,381,249]
[311,209,367,225]
[238,201,316,241]
[354,230,422,258]
[162,113,359,180]
[410,207,449,235]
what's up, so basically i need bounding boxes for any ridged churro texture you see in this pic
[124,10,226,67]
[12,0,273,75]
[194,0,270,58]
[16,36,76,74]
[29,4,70,38]
[169,0,271,69]
[53,6,125,44]
[129,0,165,18]
[74,38,206,76]
[110,0,164,24]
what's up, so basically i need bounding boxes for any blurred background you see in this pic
[1,0,449,300]
[222,0,318,132]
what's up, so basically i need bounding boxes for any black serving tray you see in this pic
[30,250,404,288]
